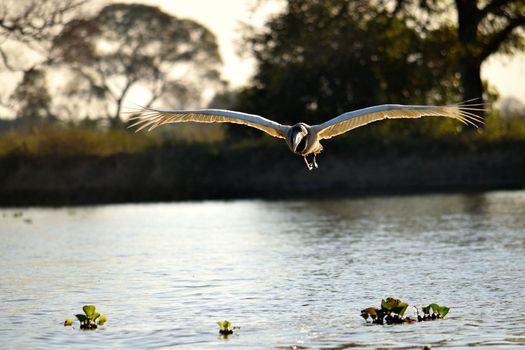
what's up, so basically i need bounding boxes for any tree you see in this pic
[11,68,53,127]
[51,3,223,126]
[393,0,525,119]
[0,0,86,71]
[237,0,461,129]
[456,0,524,116]
[0,0,86,120]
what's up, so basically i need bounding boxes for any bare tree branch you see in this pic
[0,0,87,41]
[113,78,135,122]
[480,0,518,18]
[0,0,88,70]
[0,46,14,71]
[480,14,525,59]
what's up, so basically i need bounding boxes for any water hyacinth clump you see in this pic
[217,320,236,336]
[64,305,107,330]
[361,298,449,325]
[418,303,450,321]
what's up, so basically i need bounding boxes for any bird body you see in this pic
[130,103,483,169]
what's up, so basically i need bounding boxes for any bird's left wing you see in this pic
[129,108,289,139]
[312,103,484,140]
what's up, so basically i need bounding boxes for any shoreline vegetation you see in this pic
[1,0,525,208]
[1,116,524,207]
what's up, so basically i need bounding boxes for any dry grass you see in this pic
[0,112,523,158]
[0,127,160,157]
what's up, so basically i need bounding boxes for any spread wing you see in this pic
[312,103,485,140]
[128,108,289,139]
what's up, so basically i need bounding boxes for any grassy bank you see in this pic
[1,112,525,158]
[1,115,524,206]
[0,127,161,157]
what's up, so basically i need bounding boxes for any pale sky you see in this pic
[2,0,522,119]
[118,0,285,88]
[119,0,525,104]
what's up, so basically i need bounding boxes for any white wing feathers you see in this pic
[129,108,289,139]
[313,103,484,140]
[130,103,484,140]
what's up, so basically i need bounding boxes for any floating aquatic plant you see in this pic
[361,298,449,325]
[98,314,107,325]
[64,319,73,326]
[217,320,237,336]
[418,303,449,321]
[72,305,106,329]
[217,320,241,339]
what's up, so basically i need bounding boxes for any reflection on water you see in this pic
[1,191,525,349]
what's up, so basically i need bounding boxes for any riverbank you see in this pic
[1,137,524,206]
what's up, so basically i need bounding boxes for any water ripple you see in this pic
[1,191,525,348]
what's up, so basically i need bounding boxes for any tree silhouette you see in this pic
[11,68,53,127]
[237,0,461,128]
[51,3,222,126]
[0,0,86,71]
[393,0,525,119]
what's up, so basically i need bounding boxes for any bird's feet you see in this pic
[303,154,319,170]
[304,156,313,170]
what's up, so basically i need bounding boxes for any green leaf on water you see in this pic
[64,319,73,326]
[381,298,409,316]
[217,320,232,330]
[429,303,439,314]
[438,306,450,318]
[422,305,430,315]
[392,304,408,316]
[75,314,88,323]
[83,305,96,318]
[380,299,391,311]
[93,312,100,321]
[98,315,107,325]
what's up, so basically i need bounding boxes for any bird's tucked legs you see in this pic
[312,153,318,169]
[303,154,318,170]
[303,156,313,170]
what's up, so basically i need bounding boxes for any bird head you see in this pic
[286,123,309,154]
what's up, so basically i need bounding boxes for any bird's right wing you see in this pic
[312,103,484,140]
[129,108,289,139]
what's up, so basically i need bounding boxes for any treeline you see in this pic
[1,0,525,205]
[1,0,525,131]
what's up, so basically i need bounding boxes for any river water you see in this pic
[1,191,525,349]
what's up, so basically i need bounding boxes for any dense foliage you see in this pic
[236,0,462,128]
[392,0,525,115]
[234,0,524,138]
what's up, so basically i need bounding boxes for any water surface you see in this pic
[1,191,525,349]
